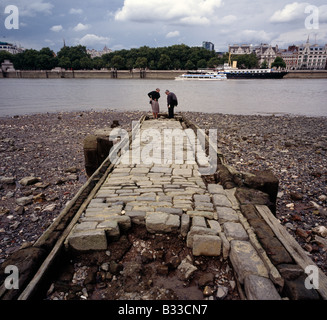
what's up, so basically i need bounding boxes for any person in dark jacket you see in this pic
[148,88,160,119]
[165,90,178,119]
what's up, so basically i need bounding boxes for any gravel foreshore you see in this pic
[0,110,326,275]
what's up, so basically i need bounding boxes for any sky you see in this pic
[1,0,327,53]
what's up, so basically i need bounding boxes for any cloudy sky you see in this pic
[1,0,327,53]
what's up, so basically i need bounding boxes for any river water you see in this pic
[0,78,326,117]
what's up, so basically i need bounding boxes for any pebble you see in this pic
[216,285,229,299]
[203,286,214,296]
[312,226,327,238]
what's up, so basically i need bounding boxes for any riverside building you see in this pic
[0,42,24,54]
[296,41,327,70]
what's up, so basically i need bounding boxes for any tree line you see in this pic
[0,44,285,71]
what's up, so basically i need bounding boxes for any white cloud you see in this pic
[166,31,180,38]
[73,23,90,32]
[270,2,309,23]
[50,25,63,32]
[240,29,275,43]
[217,15,237,25]
[272,24,327,46]
[14,0,53,17]
[318,5,327,23]
[115,0,223,26]
[69,8,84,15]
[78,34,110,46]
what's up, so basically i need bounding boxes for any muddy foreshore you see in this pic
[0,110,326,278]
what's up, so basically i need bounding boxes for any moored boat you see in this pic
[222,63,288,79]
[175,71,227,81]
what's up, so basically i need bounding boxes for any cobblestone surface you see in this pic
[65,117,284,300]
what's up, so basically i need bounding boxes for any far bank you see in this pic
[1,69,327,80]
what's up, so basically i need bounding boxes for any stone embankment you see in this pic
[64,116,326,300]
[1,69,327,79]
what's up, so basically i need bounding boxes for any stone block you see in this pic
[216,207,239,223]
[207,184,225,194]
[244,275,281,300]
[187,210,215,219]
[146,213,180,233]
[68,229,107,251]
[156,207,183,216]
[219,232,230,260]
[194,194,211,202]
[207,220,222,233]
[181,214,190,237]
[110,215,132,231]
[186,226,218,248]
[213,194,232,207]
[172,168,192,177]
[74,222,98,232]
[193,235,221,256]
[224,222,249,241]
[229,240,268,284]
[192,216,207,228]
[125,211,146,225]
[97,220,120,240]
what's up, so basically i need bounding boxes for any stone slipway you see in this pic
[65,116,327,300]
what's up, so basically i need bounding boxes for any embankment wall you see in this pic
[2,70,327,79]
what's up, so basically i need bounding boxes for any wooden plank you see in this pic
[256,205,327,300]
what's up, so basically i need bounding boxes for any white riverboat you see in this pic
[175,71,227,81]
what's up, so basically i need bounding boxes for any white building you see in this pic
[228,44,253,55]
[254,44,278,68]
[297,40,327,70]
[87,46,112,58]
[0,42,24,54]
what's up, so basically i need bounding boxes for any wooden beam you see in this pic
[256,205,327,300]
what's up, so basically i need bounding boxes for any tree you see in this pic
[207,57,219,68]
[80,57,92,69]
[234,53,259,69]
[111,55,125,69]
[126,58,135,70]
[157,54,171,70]
[92,57,105,70]
[0,50,13,64]
[58,57,71,69]
[57,45,90,70]
[197,59,207,69]
[185,60,195,70]
[261,59,268,69]
[134,57,148,69]
[271,57,286,69]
